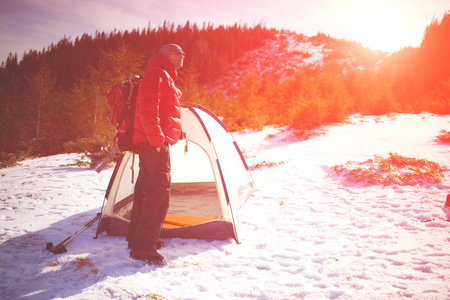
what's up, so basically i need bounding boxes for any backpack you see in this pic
[104,76,142,153]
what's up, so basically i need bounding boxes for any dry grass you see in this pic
[332,152,446,186]
[137,294,165,299]
[71,257,98,273]
[250,160,286,170]
[293,129,326,141]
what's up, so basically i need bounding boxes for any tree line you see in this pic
[0,13,449,166]
[0,22,276,163]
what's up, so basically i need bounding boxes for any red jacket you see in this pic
[133,55,182,148]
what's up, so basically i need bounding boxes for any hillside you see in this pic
[210,32,386,95]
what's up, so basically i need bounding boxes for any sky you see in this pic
[0,0,449,63]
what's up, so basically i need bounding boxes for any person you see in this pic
[126,44,185,266]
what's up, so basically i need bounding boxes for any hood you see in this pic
[147,55,178,81]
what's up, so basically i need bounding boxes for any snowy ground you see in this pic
[1,113,449,300]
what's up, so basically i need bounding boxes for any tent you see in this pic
[96,104,256,243]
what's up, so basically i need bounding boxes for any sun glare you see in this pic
[349,1,412,52]
[357,17,405,52]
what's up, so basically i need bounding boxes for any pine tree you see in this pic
[24,64,62,154]
[419,12,450,88]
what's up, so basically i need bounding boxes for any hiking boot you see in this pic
[156,239,166,249]
[128,239,166,250]
[130,249,166,266]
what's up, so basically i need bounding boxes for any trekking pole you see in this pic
[46,213,101,254]
[95,145,119,173]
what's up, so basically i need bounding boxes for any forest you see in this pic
[0,13,449,167]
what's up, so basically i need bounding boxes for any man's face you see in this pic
[169,50,185,70]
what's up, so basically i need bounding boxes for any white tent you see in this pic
[96,104,256,243]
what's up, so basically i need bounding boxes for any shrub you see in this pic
[437,130,450,143]
[332,152,446,186]
[0,151,32,169]
[63,137,108,168]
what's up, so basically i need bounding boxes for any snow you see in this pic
[1,113,449,300]
[216,34,329,91]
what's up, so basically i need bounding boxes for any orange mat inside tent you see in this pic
[162,214,218,228]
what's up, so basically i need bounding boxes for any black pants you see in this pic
[126,142,171,252]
